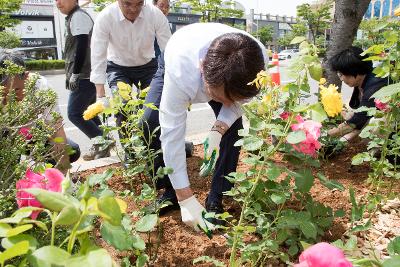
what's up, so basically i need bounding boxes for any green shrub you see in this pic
[25,60,65,71]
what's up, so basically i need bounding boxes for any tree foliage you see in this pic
[278,22,307,49]
[0,31,21,49]
[176,0,243,22]
[0,0,23,29]
[296,1,333,45]
[353,17,396,49]
[92,0,115,12]
[254,25,274,46]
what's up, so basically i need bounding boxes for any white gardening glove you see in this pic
[179,196,215,233]
[199,130,222,177]
[97,96,110,108]
[69,73,80,91]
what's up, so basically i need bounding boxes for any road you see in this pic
[44,58,352,156]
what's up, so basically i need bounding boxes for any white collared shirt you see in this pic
[90,2,171,84]
[160,23,267,189]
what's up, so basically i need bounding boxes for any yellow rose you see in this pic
[319,78,327,85]
[83,102,105,120]
[320,84,343,117]
[248,70,270,89]
[117,81,132,101]
[395,7,400,16]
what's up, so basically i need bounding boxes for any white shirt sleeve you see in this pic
[159,73,191,189]
[31,74,61,122]
[90,12,110,85]
[70,11,93,36]
[217,102,243,127]
[154,9,171,51]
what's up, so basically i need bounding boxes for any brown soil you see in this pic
[75,138,400,267]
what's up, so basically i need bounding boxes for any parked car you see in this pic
[278,49,299,60]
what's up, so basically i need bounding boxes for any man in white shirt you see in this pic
[90,0,171,156]
[143,23,267,231]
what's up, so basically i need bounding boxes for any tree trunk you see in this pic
[324,0,371,89]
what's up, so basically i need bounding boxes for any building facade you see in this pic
[10,0,59,59]
[365,0,400,18]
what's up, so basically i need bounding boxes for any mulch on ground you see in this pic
[75,138,400,266]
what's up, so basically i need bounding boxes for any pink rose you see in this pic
[16,168,64,219]
[295,242,352,267]
[290,115,322,157]
[374,99,389,112]
[19,127,32,140]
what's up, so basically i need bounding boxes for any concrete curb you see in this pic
[71,132,208,173]
[36,69,65,76]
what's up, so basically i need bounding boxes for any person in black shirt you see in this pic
[327,46,388,142]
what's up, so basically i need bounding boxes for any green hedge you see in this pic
[25,60,65,71]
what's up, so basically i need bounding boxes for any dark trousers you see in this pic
[106,60,158,142]
[43,138,80,166]
[67,79,103,139]
[143,53,242,204]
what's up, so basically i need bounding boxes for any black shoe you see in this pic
[144,193,180,216]
[185,141,194,158]
[205,198,225,226]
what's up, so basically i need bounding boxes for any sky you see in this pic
[236,0,313,17]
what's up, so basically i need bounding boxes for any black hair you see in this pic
[329,46,373,77]
[202,32,265,101]
[153,0,168,5]
[0,50,25,85]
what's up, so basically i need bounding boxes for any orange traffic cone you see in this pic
[270,53,281,86]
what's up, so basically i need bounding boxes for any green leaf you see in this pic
[371,83,400,101]
[7,224,33,237]
[299,221,317,240]
[136,254,149,267]
[293,104,310,112]
[242,136,264,151]
[193,256,225,267]
[309,63,322,81]
[270,193,286,205]
[55,205,81,226]
[388,237,400,256]
[1,234,38,251]
[288,243,298,256]
[28,246,70,267]
[382,256,400,267]
[0,241,30,266]
[249,118,266,131]
[0,208,41,225]
[100,222,133,251]
[309,103,328,123]
[300,241,312,250]
[24,189,70,212]
[352,152,372,165]
[131,235,146,251]
[290,36,306,44]
[334,209,346,217]
[86,249,113,267]
[0,223,12,237]
[88,169,114,187]
[135,214,158,232]
[287,131,306,144]
[267,166,282,181]
[317,173,345,191]
[295,169,314,193]
[344,235,358,250]
[98,196,122,226]
[350,219,371,233]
